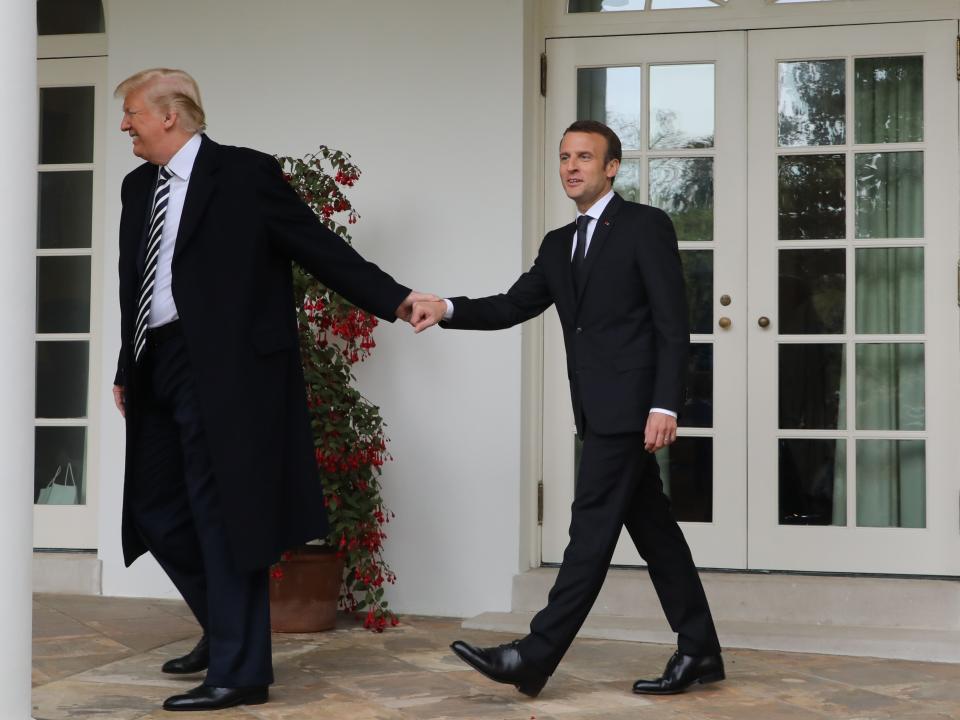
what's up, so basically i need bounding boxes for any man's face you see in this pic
[559,131,619,212]
[119,86,168,163]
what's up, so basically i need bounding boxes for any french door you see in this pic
[542,21,960,575]
[34,56,106,549]
[542,31,748,569]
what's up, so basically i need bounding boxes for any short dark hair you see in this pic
[561,120,622,166]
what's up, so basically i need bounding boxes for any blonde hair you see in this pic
[115,68,206,133]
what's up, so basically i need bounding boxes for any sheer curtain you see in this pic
[851,56,925,528]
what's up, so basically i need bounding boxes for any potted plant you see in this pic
[268,147,398,633]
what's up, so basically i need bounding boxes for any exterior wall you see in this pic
[99,0,531,616]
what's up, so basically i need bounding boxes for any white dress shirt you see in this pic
[147,133,202,328]
[444,187,676,419]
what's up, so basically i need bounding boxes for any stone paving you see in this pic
[32,593,960,719]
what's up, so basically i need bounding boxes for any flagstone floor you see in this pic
[32,593,960,720]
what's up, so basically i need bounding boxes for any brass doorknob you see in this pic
[718,316,732,329]
[758,316,770,328]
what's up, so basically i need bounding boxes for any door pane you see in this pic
[778,60,846,147]
[34,427,86,506]
[578,67,642,150]
[855,152,924,238]
[856,439,924,528]
[36,341,89,418]
[569,0,645,10]
[681,250,713,334]
[855,248,924,334]
[779,249,845,334]
[38,171,93,249]
[779,344,846,429]
[37,0,105,35]
[613,159,641,203]
[681,343,712,428]
[779,438,846,526]
[855,56,923,144]
[649,64,715,149]
[37,256,91,334]
[650,157,713,241]
[658,437,712,522]
[778,154,845,239]
[856,343,925,431]
[40,87,95,164]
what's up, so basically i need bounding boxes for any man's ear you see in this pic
[605,158,620,180]
[162,111,178,130]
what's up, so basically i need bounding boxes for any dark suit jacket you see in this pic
[116,135,410,572]
[444,193,689,436]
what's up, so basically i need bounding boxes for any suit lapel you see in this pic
[129,169,155,277]
[576,193,623,311]
[556,221,578,319]
[173,134,219,262]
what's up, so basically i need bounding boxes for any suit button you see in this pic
[576,327,583,334]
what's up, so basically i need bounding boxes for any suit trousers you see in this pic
[518,428,721,675]
[131,329,273,687]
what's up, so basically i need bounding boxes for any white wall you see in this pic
[99,0,531,617]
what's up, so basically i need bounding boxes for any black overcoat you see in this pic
[115,135,410,572]
[444,193,689,434]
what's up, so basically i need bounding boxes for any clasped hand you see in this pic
[395,292,446,334]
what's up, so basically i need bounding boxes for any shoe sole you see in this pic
[633,671,726,696]
[450,644,547,698]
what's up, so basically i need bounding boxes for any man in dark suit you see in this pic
[410,120,723,697]
[111,68,432,711]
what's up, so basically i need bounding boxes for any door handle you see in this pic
[758,316,771,328]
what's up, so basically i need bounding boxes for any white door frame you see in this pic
[34,56,107,550]
[746,20,960,575]
[542,30,748,570]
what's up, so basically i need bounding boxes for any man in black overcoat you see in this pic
[410,120,723,697]
[112,68,431,711]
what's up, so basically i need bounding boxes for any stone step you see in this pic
[512,568,960,630]
[33,552,101,595]
[460,568,960,663]
[462,610,960,663]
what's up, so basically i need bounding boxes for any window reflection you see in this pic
[778,154,845,240]
[778,60,845,147]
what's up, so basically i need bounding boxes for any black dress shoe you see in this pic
[632,650,725,695]
[162,684,268,711]
[451,639,548,697]
[162,634,209,674]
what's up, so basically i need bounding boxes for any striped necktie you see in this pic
[134,166,172,362]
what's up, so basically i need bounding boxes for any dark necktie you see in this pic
[572,214,591,294]
[134,166,172,362]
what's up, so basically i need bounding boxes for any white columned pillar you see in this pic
[0,2,37,718]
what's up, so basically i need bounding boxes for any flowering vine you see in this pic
[271,147,398,632]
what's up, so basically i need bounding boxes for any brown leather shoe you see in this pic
[632,650,725,695]
[451,639,548,697]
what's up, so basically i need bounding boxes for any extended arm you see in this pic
[255,154,415,321]
[410,244,556,333]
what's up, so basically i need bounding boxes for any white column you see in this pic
[0,2,37,718]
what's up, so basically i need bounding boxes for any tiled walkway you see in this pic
[33,593,960,719]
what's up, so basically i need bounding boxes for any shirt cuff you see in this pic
[443,299,454,321]
[650,408,677,419]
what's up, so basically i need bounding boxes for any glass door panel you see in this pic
[543,31,747,569]
[35,57,105,549]
[747,21,959,574]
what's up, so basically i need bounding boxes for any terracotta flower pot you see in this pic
[269,547,345,633]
